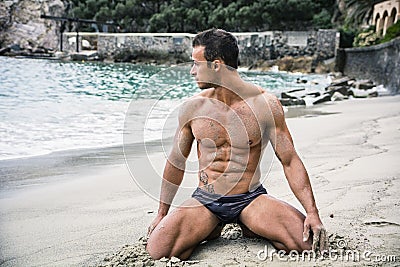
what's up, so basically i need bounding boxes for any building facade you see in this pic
[373,0,400,36]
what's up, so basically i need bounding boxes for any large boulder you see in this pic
[279,98,306,106]
[331,91,347,101]
[276,56,314,73]
[281,88,306,99]
[329,76,354,87]
[353,79,375,90]
[325,85,349,96]
[0,0,65,52]
[347,79,378,98]
[280,87,324,106]
[312,93,332,105]
[348,87,378,98]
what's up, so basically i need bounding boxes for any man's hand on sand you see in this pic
[302,213,329,253]
[147,214,165,238]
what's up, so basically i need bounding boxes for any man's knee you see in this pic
[146,209,190,259]
[146,236,166,260]
[273,238,311,254]
[285,233,313,252]
[146,233,175,260]
[146,216,178,259]
[205,223,223,240]
[147,231,194,260]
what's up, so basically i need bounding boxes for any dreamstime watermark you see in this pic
[257,239,397,263]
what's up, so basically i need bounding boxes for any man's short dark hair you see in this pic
[192,29,239,69]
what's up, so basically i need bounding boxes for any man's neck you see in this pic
[211,71,247,105]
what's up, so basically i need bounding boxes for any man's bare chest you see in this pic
[190,103,266,148]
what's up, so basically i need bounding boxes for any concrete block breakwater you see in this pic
[63,30,339,66]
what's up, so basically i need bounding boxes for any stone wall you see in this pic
[236,29,339,66]
[99,33,194,63]
[63,29,339,66]
[63,32,194,64]
[340,37,400,94]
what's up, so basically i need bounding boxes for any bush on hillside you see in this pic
[339,26,357,48]
[378,20,400,44]
[353,26,379,47]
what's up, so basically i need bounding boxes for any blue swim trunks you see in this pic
[192,185,267,224]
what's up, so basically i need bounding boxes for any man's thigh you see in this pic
[147,198,220,259]
[239,194,311,252]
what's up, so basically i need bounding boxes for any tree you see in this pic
[313,9,334,29]
[185,9,206,32]
[67,0,337,33]
[344,0,382,28]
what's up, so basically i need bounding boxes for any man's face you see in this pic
[190,46,217,89]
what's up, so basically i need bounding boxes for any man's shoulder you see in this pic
[181,91,209,108]
[254,88,280,106]
[252,89,284,121]
[178,91,211,123]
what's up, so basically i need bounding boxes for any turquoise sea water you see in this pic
[0,57,329,161]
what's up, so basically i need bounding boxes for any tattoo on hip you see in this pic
[200,170,215,193]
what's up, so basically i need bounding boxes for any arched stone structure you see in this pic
[373,0,400,36]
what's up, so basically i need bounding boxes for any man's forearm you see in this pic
[158,161,185,215]
[284,156,318,214]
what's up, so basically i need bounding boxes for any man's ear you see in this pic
[213,60,222,71]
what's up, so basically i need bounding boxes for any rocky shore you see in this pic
[278,73,389,107]
[0,44,59,59]
[0,0,64,54]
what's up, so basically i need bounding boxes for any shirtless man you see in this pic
[146,29,328,260]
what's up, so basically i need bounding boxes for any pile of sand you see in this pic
[98,224,353,267]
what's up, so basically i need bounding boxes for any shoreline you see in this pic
[0,96,399,266]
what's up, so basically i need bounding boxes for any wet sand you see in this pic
[1,96,399,266]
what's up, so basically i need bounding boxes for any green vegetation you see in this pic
[67,0,397,48]
[378,21,400,44]
[353,25,379,47]
[352,21,400,47]
[67,0,335,33]
[336,0,382,47]
[342,0,382,29]
[338,26,357,48]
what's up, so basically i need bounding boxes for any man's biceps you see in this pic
[167,151,186,169]
[175,125,193,142]
[171,139,194,158]
[267,122,286,138]
[169,145,186,159]
[271,128,292,147]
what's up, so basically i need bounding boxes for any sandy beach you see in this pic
[1,95,399,266]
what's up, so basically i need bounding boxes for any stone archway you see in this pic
[375,13,384,36]
[373,0,400,36]
[383,10,390,35]
[383,8,397,34]
[390,7,398,24]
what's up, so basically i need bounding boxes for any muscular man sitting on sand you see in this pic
[146,28,328,260]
